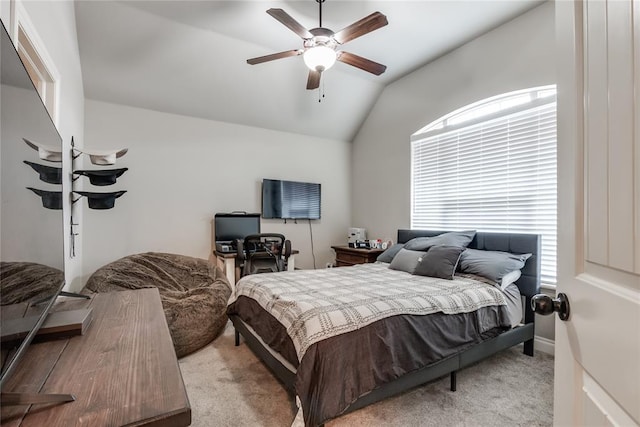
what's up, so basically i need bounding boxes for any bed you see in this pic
[227,229,540,426]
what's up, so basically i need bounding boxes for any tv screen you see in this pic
[214,213,261,243]
[1,21,64,389]
[262,179,321,220]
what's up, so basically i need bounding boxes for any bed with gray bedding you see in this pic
[227,229,540,426]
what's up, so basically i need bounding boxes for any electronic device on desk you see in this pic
[214,212,261,253]
[347,227,366,246]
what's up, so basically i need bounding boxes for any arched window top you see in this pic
[413,85,556,139]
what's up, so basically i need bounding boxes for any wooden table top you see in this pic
[1,288,191,427]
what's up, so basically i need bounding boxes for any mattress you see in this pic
[227,263,521,426]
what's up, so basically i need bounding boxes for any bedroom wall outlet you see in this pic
[326,262,334,268]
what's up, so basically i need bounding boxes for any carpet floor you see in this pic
[179,321,554,427]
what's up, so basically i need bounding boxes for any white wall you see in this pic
[82,99,351,280]
[351,2,557,344]
[1,0,85,291]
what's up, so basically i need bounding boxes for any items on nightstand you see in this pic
[347,227,366,245]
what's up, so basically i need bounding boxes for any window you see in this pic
[11,2,59,124]
[411,86,557,285]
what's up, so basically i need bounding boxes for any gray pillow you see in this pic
[376,243,404,263]
[459,248,532,284]
[388,248,424,274]
[403,230,476,251]
[413,245,465,280]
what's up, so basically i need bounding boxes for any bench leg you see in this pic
[450,371,457,392]
[235,329,240,346]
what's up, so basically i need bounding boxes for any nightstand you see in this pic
[331,245,385,267]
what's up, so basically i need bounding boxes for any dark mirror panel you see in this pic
[1,21,64,386]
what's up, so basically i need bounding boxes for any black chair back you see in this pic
[236,233,292,277]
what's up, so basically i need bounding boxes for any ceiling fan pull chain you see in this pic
[318,78,326,103]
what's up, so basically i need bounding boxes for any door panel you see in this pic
[556,1,640,426]
[584,0,608,266]
[605,0,635,273]
[582,372,637,427]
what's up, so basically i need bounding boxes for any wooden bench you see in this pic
[1,288,190,427]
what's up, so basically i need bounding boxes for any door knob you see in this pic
[531,293,570,321]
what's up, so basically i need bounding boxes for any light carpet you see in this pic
[179,321,554,427]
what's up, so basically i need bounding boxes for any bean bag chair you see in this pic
[84,252,231,358]
[1,262,64,305]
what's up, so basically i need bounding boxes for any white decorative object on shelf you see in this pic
[73,147,128,165]
[23,137,62,162]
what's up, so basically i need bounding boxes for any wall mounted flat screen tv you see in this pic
[262,179,321,220]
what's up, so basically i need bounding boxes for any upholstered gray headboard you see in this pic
[397,229,541,323]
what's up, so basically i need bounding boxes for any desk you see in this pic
[214,250,297,290]
[1,289,190,427]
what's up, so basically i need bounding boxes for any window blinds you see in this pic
[411,100,557,285]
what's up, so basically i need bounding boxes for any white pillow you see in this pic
[500,269,521,291]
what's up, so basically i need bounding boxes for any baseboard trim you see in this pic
[534,336,555,356]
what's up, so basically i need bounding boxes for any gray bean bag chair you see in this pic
[84,252,231,358]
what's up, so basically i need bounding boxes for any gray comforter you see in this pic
[227,264,514,426]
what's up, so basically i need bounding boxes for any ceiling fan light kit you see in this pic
[247,0,388,91]
[303,46,336,72]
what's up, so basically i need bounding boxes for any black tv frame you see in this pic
[0,20,74,405]
[261,178,321,220]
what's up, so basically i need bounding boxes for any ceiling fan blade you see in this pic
[333,12,388,45]
[337,51,387,75]
[267,8,313,39]
[306,70,321,90]
[247,49,303,65]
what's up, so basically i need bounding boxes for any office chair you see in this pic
[236,233,292,277]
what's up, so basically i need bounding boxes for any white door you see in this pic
[555,1,640,425]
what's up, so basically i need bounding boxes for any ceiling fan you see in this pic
[246,0,388,90]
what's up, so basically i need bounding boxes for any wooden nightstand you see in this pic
[331,245,385,267]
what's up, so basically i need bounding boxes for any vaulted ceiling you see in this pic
[74,1,544,141]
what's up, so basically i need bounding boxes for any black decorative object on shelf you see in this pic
[72,191,127,210]
[23,161,62,185]
[27,187,62,210]
[73,168,128,186]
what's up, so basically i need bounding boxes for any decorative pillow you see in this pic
[459,248,532,287]
[413,245,465,280]
[388,248,424,274]
[403,230,476,251]
[377,243,404,263]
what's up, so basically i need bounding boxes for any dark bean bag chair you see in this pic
[1,262,64,305]
[84,252,231,358]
